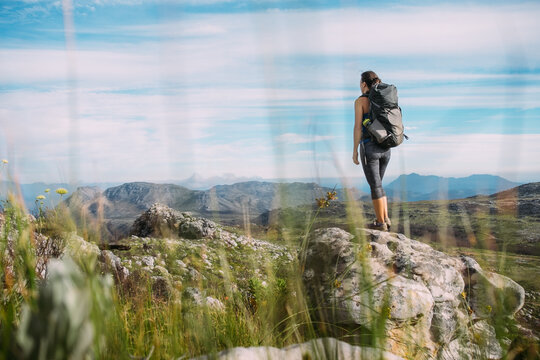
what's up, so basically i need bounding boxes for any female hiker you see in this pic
[352,70,391,231]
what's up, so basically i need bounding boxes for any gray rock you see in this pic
[188,337,404,360]
[303,227,523,359]
[100,250,130,281]
[439,338,480,360]
[130,203,185,238]
[472,320,504,359]
[179,217,217,239]
[303,228,434,329]
[141,255,155,269]
[431,301,460,345]
[61,232,101,264]
[462,257,525,317]
[205,296,225,311]
[183,287,203,304]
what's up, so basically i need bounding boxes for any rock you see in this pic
[431,301,461,345]
[461,257,525,317]
[141,255,155,269]
[130,203,185,237]
[61,232,101,264]
[179,217,217,239]
[472,320,504,359]
[100,250,130,282]
[303,228,434,328]
[205,296,225,311]
[302,227,524,360]
[439,338,480,360]
[188,337,404,360]
[183,287,204,304]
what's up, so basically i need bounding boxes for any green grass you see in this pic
[1,188,539,359]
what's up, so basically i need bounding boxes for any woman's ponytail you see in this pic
[361,71,381,90]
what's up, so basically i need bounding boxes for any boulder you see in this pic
[130,203,185,238]
[461,256,525,317]
[179,217,217,240]
[100,250,130,282]
[188,337,404,360]
[302,228,525,360]
[61,232,101,264]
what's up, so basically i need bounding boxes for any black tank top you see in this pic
[359,94,371,141]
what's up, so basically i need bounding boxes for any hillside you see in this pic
[384,173,521,201]
[255,182,540,256]
[62,181,353,241]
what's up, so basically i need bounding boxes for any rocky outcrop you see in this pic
[189,337,404,360]
[130,203,186,238]
[302,228,525,359]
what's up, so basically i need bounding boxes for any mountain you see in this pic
[0,181,123,212]
[383,173,520,201]
[62,181,355,241]
[254,182,540,256]
[176,173,264,190]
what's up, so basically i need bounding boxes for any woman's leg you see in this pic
[372,197,386,223]
[361,143,386,223]
[379,150,391,222]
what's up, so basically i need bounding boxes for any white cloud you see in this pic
[329,133,540,181]
[275,133,335,144]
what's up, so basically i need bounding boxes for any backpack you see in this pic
[364,82,407,148]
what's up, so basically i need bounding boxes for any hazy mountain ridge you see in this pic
[256,182,540,256]
[63,181,350,240]
[384,173,521,201]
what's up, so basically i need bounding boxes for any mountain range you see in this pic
[383,173,520,201]
[62,181,356,240]
[3,173,523,213]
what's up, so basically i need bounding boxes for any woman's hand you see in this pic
[352,150,360,165]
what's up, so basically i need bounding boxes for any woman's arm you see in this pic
[352,97,365,165]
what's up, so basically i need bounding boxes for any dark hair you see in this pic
[361,71,381,90]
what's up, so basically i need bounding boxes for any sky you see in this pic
[1,0,540,185]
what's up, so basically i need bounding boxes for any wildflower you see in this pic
[326,191,337,201]
[224,296,229,301]
[334,279,341,288]
[1,159,7,164]
[461,291,467,299]
[55,188,68,196]
[36,195,46,200]
[44,188,50,193]
[316,198,329,208]
[486,305,492,313]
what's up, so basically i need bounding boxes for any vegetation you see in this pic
[0,173,538,359]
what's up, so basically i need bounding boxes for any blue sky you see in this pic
[1,0,539,185]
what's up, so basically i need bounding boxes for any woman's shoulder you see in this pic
[355,95,369,105]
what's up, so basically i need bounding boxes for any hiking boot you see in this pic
[367,220,388,231]
[385,217,392,230]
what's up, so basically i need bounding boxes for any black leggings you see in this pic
[360,140,391,200]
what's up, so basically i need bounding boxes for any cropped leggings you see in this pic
[360,140,391,200]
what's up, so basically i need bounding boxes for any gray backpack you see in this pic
[364,82,407,148]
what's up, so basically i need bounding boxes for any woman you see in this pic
[352,71,391,231]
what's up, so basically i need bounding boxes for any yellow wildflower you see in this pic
[1,159,7,164]
[36,195,46,200]
[326,191,338,201]
[486,305,492,313]
[334,279,342,288]
[461,291,467,299]
[316,198,329,208]
[55,188,68,195]
[44,188,50,193]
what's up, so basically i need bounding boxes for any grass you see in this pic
[0,182,539,360]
